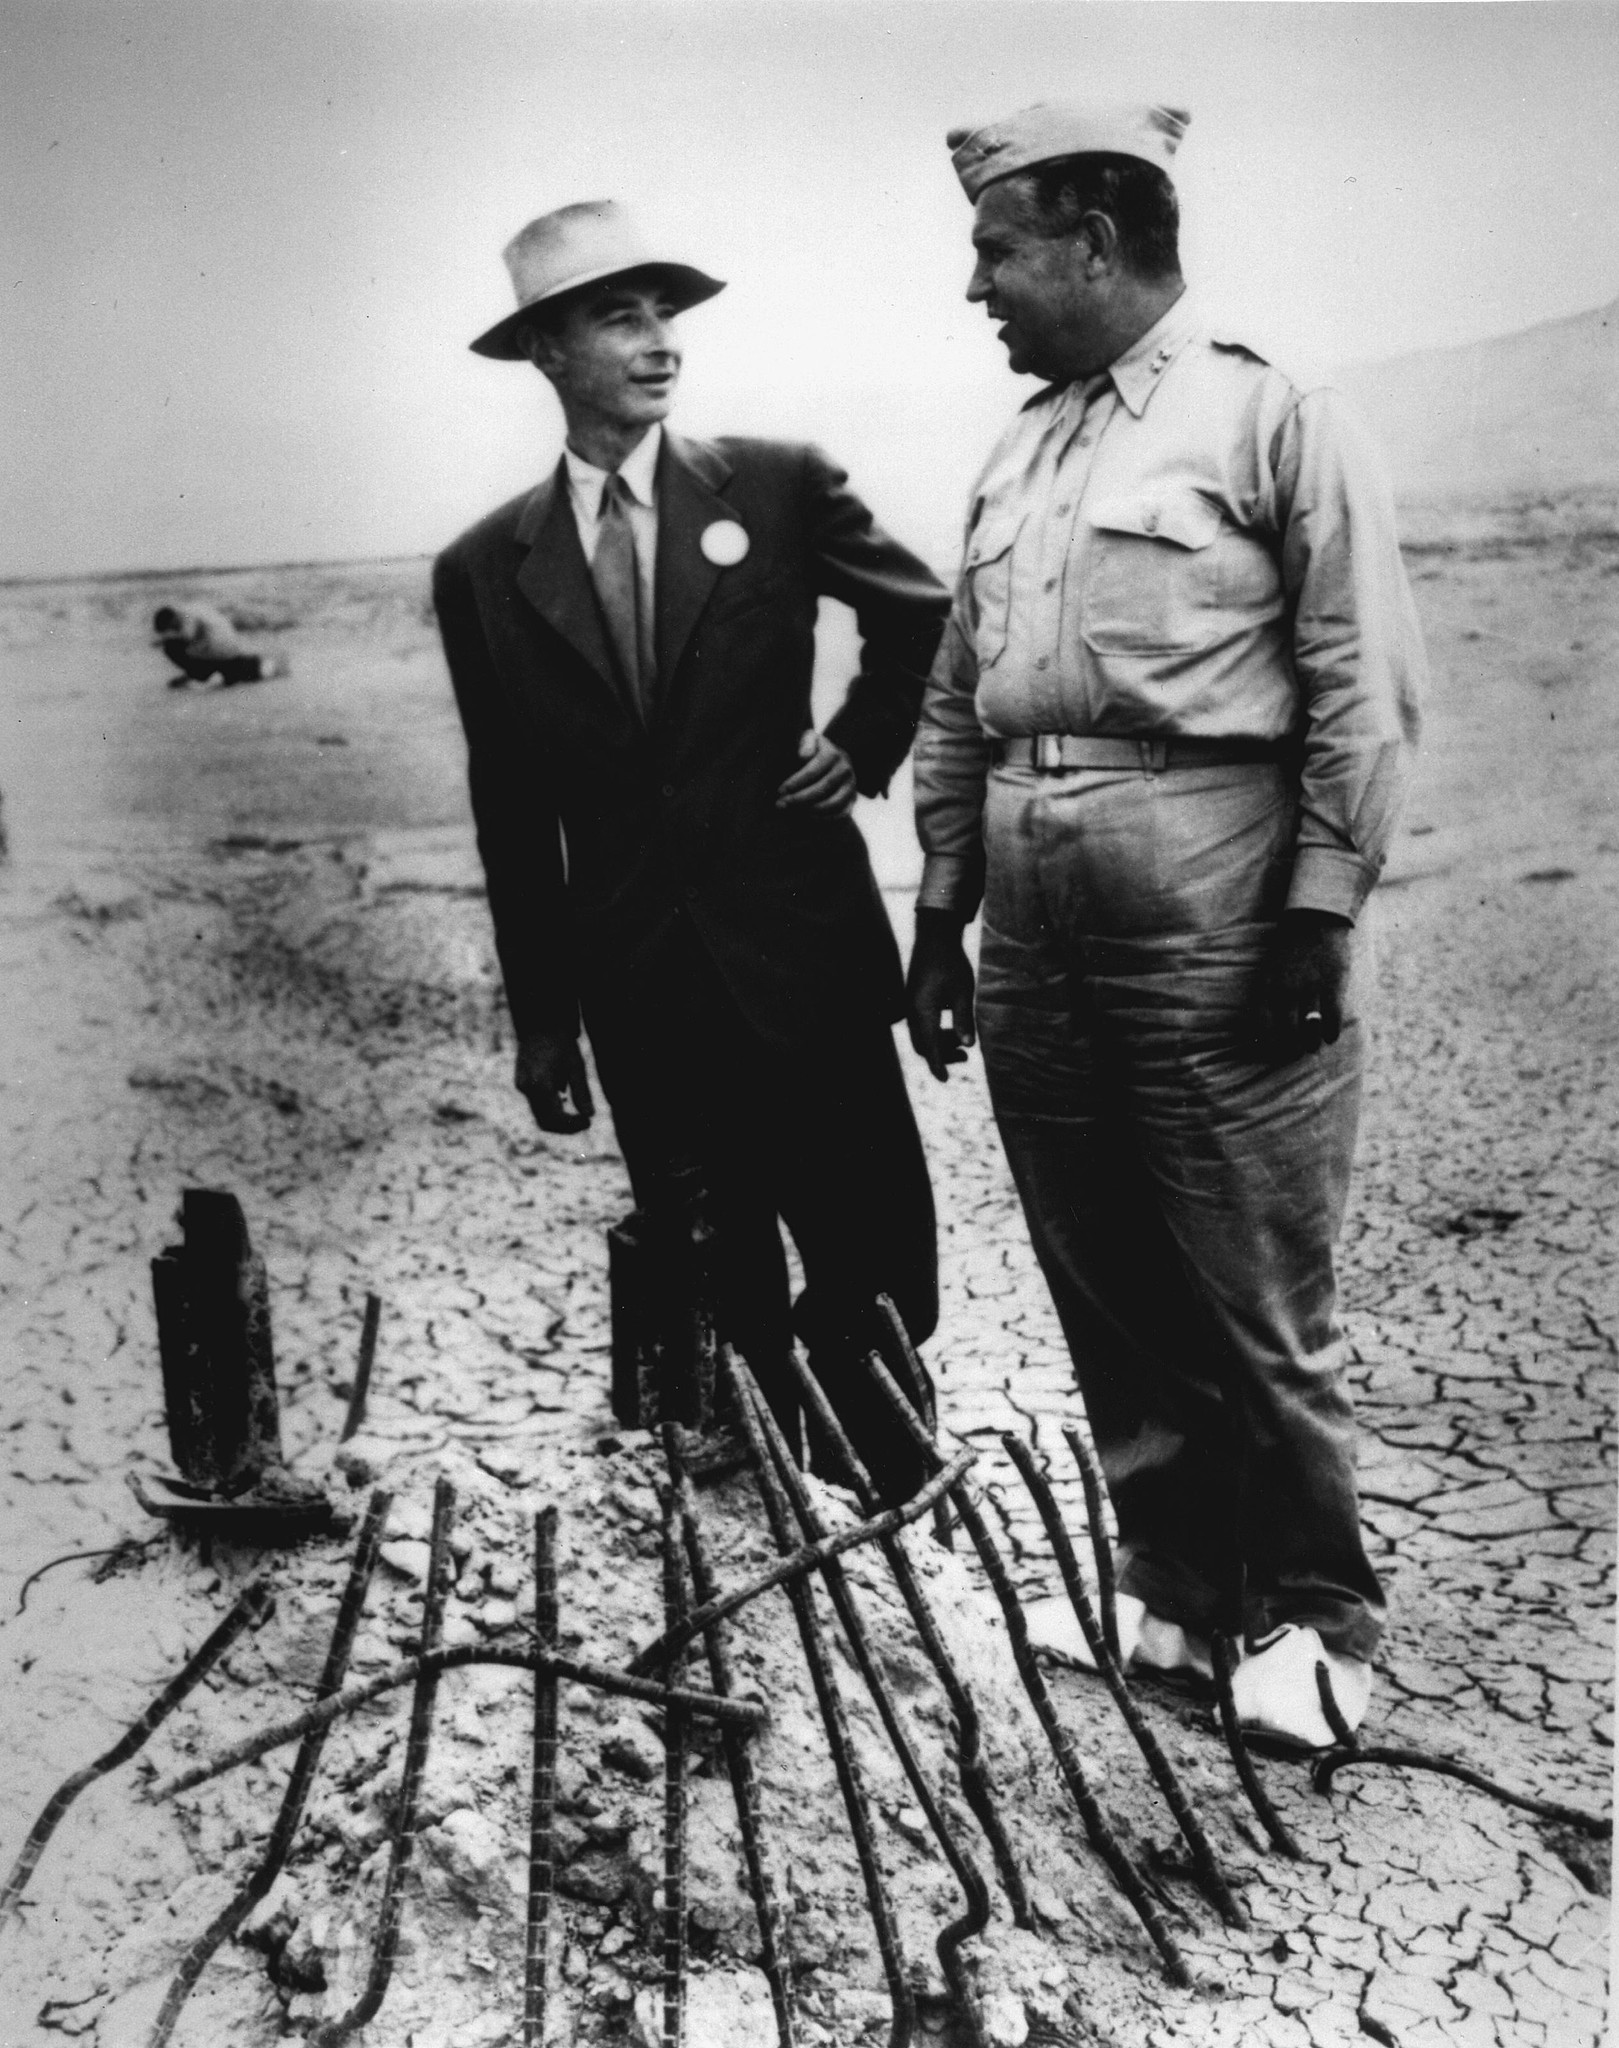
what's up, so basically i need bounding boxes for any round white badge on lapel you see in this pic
[700,519,750,567]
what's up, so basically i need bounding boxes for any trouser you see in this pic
[586,924,939,1502]
[976,758,1384,1659]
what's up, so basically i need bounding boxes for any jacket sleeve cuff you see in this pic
[1286,844,1379,923]
[916,852,982,920]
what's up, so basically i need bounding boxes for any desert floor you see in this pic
[0,491,1613,2048]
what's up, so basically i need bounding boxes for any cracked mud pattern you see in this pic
[0,496,1613,2046]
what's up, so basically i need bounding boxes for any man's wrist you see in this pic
[914,905,968,945]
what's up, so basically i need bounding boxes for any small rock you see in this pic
[390,1497,436,1543]
[277,1924,328,1993]
[558,1847,636,1906]
[241,1870,301,1944]
[891,1803,929,1846]
[632,1969,778,2048]
[451,2015,513,2046]
[333,1443,380,1487]
[479,1597,519,1633]
[380,1539,431,1584]
[982,1989,1030,2047]
[600,1719,663,1782]
[422,1808,507,1901]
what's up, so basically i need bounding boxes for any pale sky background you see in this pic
[3,0,1616,581]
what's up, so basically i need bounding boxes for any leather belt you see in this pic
[990,733,1289,773]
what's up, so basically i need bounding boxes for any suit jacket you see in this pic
[433,433,949,1053]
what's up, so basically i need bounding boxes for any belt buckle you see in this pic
[1138,738,1168,773]
[1034,734,1065,771]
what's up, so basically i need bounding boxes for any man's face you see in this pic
[966,177,1106,382]
[528,275,682,435]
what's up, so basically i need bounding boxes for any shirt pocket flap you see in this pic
[965,519,1019,572]
[1087,494,1221,551]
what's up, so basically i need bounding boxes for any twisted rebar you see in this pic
[1004,1434,1245,1929]
[524,1506,560,2047]
[1311,1745,1611,1837]
[1210,1633,1303,1860]
[740,1360,991,2048]
[1061,1425,1119,1668]
[726,1352,916,2048]
[148,1495,391,2046]
[0,1575,274,1932]
[783,1347,1031,1930]
[663,1426,798,2047]
[628,1451,974,1680]
[151,1641,764,1804]
[659,1486,691,2048]
[309,1478,455,2045]
[860,1352,1190,1988]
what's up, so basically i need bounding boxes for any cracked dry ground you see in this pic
[0,494,1613,2048]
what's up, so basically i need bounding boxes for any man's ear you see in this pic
[523,323,560,379]
[1076,209,1120,277]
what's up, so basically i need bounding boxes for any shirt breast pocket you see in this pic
[1081,493,1224,657]
[965,517,1020,671]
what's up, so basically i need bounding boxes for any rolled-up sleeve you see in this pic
[913,573,991,918]
[1275,389,1426,920]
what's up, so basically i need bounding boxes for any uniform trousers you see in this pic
[585,919,939,1501]
[976,757,1385,1658]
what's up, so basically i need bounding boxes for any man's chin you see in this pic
[999,336,1047,380]
[625,385,676,421]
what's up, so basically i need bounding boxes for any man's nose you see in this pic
[966,262,991,304]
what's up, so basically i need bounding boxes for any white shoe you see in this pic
[1230,1624,1371,1751]
[1134,1608,1216,1685]
[1024,1592,1214,1686]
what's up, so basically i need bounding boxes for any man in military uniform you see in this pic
[908,103,1426,1745]
[435,202,947,1498]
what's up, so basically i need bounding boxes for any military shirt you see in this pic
[914,291,1426,922]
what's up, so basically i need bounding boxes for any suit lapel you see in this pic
[655,433,734,687]
[514,464,621,698]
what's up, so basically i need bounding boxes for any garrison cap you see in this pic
[947,100,1190,201]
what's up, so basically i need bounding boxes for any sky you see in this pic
[3,0,1617,581]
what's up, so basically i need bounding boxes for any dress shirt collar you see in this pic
[1106,288,1198,418]
[563,422,663,511]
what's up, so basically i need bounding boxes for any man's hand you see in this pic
[906,908,976,1081]
[1250,910,1354,1064]
[515,1030,595,1133]
[776,729,857,815]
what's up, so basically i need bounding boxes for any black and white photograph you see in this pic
[0,4,1613,2044]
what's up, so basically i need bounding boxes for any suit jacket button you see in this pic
[662,783,675,798]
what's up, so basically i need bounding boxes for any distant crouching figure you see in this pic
[154,603,288,686]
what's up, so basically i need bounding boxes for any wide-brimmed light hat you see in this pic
[470,199,726,359]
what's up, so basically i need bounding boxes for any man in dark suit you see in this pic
[434,201,949,1496]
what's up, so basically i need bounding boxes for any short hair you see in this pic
[1019,153,1181,280]
[153,605,181,632]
